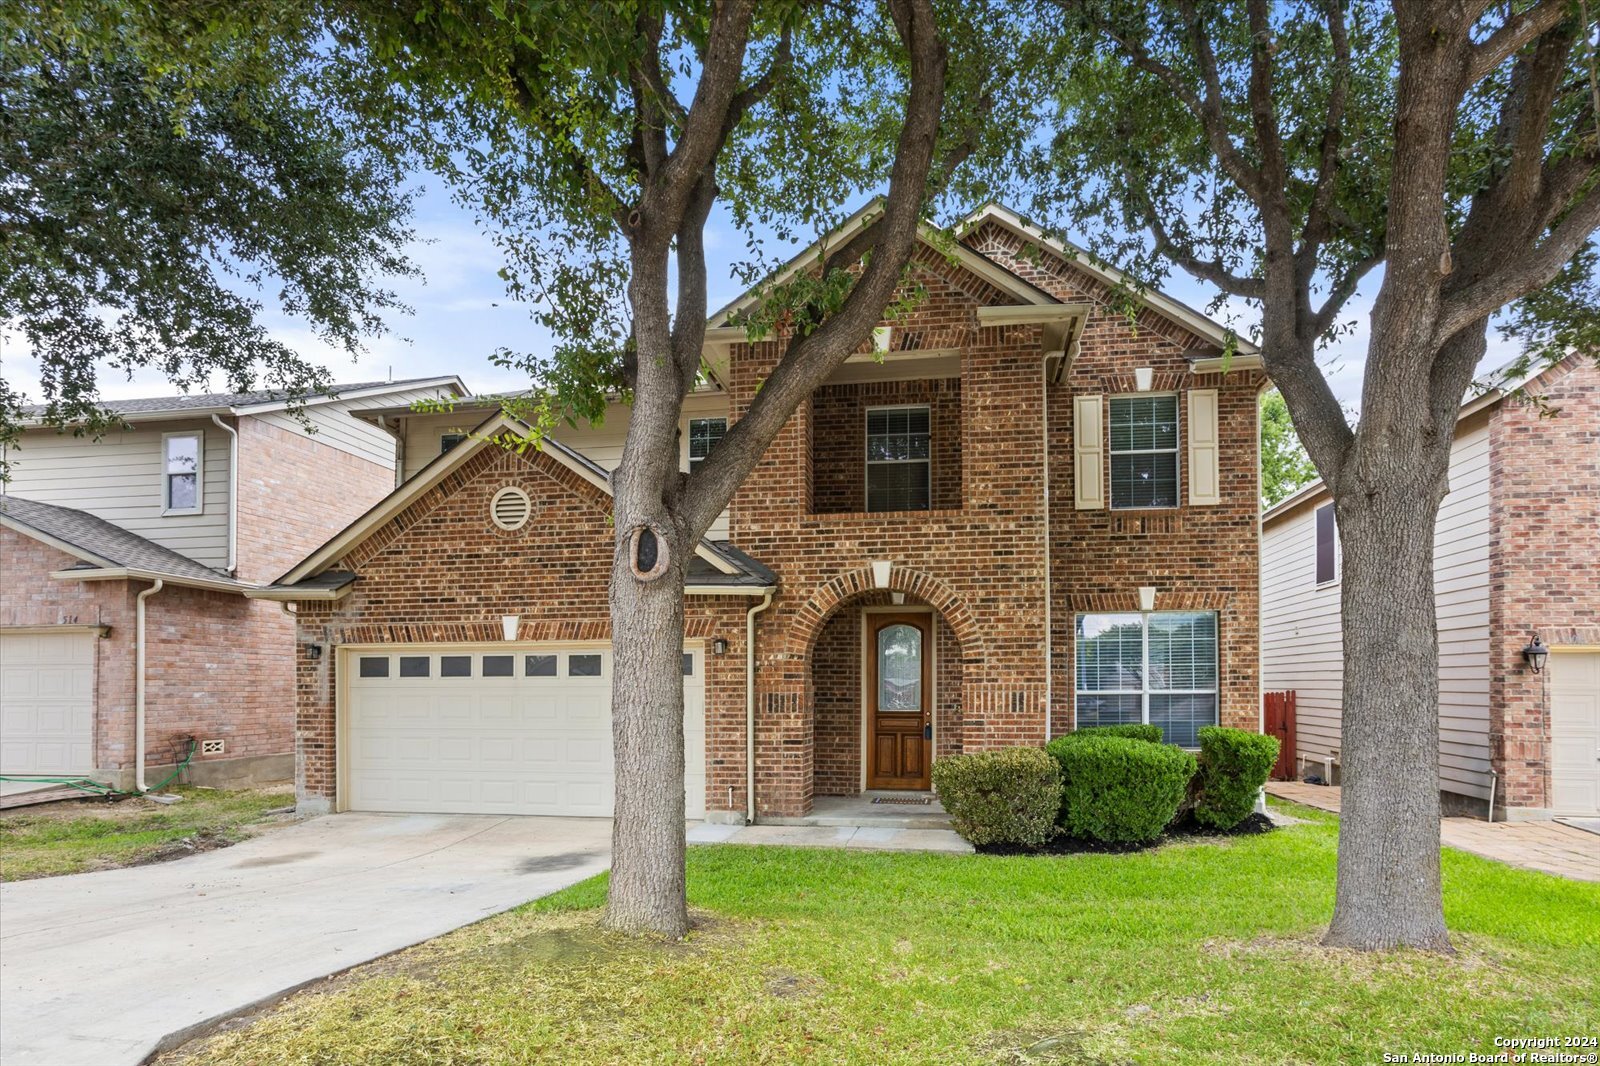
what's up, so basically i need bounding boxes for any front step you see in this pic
[759,792,953,830]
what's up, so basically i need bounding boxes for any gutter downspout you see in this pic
[211,414,238,574]
[1041,349,1056,741]
[745,590,775,825]
[135,579,164,792]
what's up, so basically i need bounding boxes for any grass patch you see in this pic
[0,784,294,880]
[159,816,1599,1065]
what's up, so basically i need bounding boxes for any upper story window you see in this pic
[688,417,726,473]
[865,405,930,512]
[440,432,467,455]
[162,432,202,515]
[1315,502,1339,586]
[1109,395,1179,509]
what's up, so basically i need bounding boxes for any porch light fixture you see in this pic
[1521,634,1549,674]
[305,643,323,661]
[713,638,728,656]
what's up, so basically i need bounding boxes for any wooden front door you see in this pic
[867,613,932,790]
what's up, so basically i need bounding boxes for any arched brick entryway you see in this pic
[752,564,1024,818]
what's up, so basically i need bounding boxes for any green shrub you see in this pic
[1069,723,1163,744]
[931,748,1061,849]
[1192,726,1281,829]
[1051,736,1196,843]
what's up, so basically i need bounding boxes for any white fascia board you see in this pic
[229,376,470,415]
[243,584,354,603]
[1189,353,1265,374]
[50,567,250,595]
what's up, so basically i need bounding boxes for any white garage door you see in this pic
[344,644,705,818]
[1551,651,1600,816]
[0,630,96,775]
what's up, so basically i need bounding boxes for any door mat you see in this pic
[871,796,933,806]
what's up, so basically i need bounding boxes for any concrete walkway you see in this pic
[0,813,612,1066]
[1266,782,1600,882]
[689,821,972,852]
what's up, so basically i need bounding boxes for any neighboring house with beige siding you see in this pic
[0,377,465,789]
[1261,354,1600,821]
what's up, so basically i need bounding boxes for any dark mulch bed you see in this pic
[975,812,1275,856]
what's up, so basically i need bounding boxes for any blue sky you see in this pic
[2,180,1519,413]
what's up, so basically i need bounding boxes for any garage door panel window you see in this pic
[358,656,390,678]
[482,655,514,677]
[441,656,472,678]
[569,654,603,677]
[682,653,695,676]
[399,656,431,678]
[525,654,557,677]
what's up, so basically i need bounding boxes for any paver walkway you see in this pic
[689,821,972,852]
[1266,782,1600,882]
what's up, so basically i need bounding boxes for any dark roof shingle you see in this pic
[0,495,244,589]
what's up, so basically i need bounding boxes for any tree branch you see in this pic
[1300,0,1351,252]
[1436,179,1600,343]
[1466,0,1572,86]
[681,0,947,537]
[1311,249,1385,335]
[1126,174,1266,297]
[507,62,635,232]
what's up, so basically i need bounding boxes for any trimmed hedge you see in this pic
[1192,726,1281,829]
[1068,723,1163,744]
[931,748,1061,849]
[1050,735,1196,843]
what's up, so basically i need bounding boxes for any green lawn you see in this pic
[0,785,294,880]
[161,804,1599,1065]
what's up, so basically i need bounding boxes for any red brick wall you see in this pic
[235,416,396,584]
[292,444,750,811]
[812,610,860,795]
[1,528,292,773]
[1488,355,1600,811]
[969,222,1263,739]
[809,378,962,513]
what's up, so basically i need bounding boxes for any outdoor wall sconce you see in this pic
[305,643,323,660]
[1521,634,1549,674]
[713,638,729,656]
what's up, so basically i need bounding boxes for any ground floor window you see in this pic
[1074,611,1218,747]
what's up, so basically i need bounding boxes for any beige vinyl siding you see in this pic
[251,385,456,468]
[5,420,231,568]
[1260,420,1493,799]
[399,393,734,539]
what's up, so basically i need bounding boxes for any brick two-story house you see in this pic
[0,377,465,789]
[263,204,1266,822]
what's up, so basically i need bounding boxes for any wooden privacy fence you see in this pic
[1262,691,1297,781]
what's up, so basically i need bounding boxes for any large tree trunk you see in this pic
[1323,463,1454,952]
[603,541,692,938]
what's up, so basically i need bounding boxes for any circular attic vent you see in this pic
[490,487,532,531]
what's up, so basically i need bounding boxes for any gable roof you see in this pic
[0,495,250,593]
[271,408,774,596]
[20,376,469,425]
[959,203,1261,357]
[703,198,1058,330]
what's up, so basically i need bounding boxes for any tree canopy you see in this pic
[0,3,416,458]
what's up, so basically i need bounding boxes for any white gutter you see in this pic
[135,579,164,792]
[745,590,775,824]
[211,414,238,574]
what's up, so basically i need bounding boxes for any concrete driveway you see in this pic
[0,813,612,1066]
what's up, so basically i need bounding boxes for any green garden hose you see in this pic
[0,738,198,798]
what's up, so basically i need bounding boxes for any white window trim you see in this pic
[160,430,204,516]
[1108,393,1181,511]
[1314,501,1341,588]
[686,416,727,474]
[864,403,932,513]
[1073,611,1219,748]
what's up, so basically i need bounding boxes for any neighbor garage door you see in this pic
[343,644,705,818]
[0,630,95,775]
[1551,651,1600,816]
